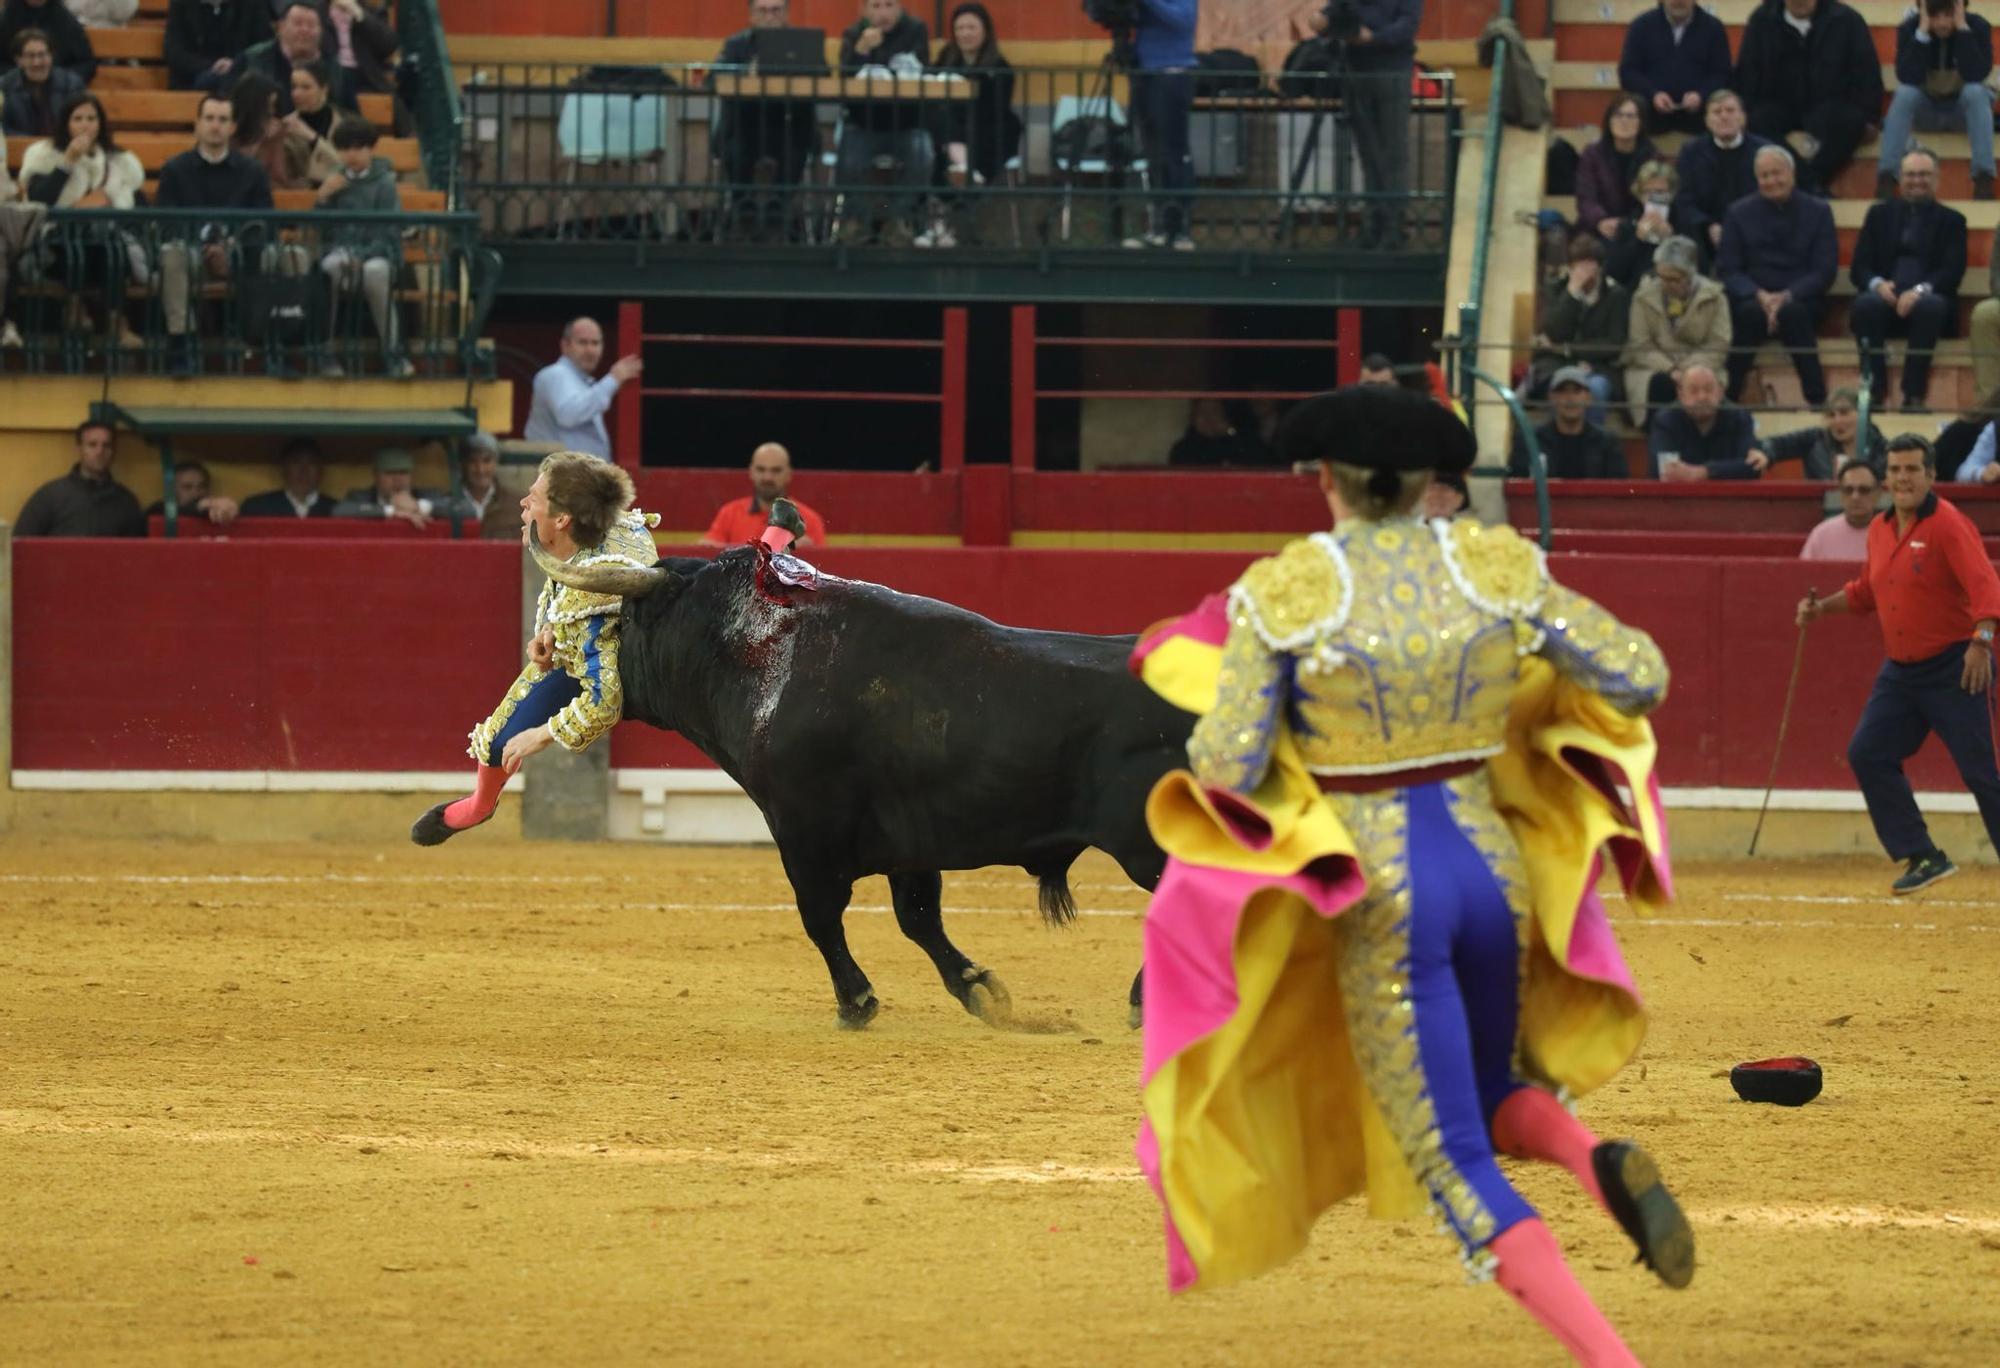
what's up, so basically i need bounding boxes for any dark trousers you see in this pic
[1133,68,1194,237]
[719,108,816,239]
[1346,61,1413,245]
[834,124,934,226]
[1847,644,2000,860]
[1727,293,1827,404]
[1746,96,1870,190]
[1642,104,1706,137]
[1848,289,1951,405]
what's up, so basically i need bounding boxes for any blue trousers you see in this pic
[478,668,580,767]
[1847,644,2000,859]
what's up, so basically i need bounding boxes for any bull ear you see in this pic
[527,524,673,598]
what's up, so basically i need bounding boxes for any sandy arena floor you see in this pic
[2,838,1997,1366]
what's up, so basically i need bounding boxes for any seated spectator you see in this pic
[1422,469,1469,518]
[323,0,396,98]
[1880,0,1994,202]
[1716,144,1836,406]
[283,60,358,184]
[165,0,270,93]
[21,92,146,350]
[155,94,281,376]
[0,29,85,138]
[238,2,354,114]
[1732,0,1880,194]
[67,0,138,27]
[1672,89,1771,257]
[1239,392,1285,464]
[1849,147,1965,413]
[1799,458,1883,559]
[13,418,143,536]
[231,71,299,188]
[239,435,334,516]
[1650,363,1768,479]
[1936,383,2000,474]
[1618,0,1733,136]
[1513,366,1628,479]
[1971,226,2000,398]
[1529,234,1630,425]
[836,0,934,246]
[1949,392,2000,481]
[455,431,517,537]
[315,117,409,376]
[1762,388,1887,478]
[1356,352,1397,385]
[0,0,96,83]
[709,0,819,244]
[1622,235,1731,426]
[1605,158,1678,288]
[523,317,641,461]
[703,442,829,547]
[1577,95,1658,251]
[333,446,448,526]
[920,1,1022,248]
[144,459,240,525]
[1168,397,1263,466]
[0,126,35,350]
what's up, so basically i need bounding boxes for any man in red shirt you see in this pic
[1798,434,2000,893]
[701,442,828,550]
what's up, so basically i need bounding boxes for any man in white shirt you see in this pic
[522,316,643,461]
[1800,459,1881,560]
[240,437,333,517]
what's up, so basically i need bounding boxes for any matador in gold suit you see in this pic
[1133,386,1693,1367]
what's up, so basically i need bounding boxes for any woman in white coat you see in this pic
[20,90,144,348]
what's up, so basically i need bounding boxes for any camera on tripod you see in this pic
[1321,0,1365,43]
[1080,0,1144,66]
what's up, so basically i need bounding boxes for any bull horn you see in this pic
[527,523,669,598]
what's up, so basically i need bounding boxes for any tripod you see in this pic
[1054,45,1142,244]
[1278,34,1356,247]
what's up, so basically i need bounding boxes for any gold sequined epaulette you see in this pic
[1437,519,1547,618]
[1230,534,1351,650]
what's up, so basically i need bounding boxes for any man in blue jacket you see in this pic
[1732,0,1882,193]
[1878,0,1995,201]
[1618,0,1735,136]
[1849,147,1967,411]
[1715,143,1837,405]
[1126,0,1197,250]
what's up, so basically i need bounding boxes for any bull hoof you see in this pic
[837,990,880,1030]
[411,801,468,847]
[962,967,1013,1025]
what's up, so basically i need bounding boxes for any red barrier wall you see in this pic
[7,542,1965,793]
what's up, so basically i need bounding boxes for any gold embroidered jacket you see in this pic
[1188,517,1667,793]
[531,509,660,752]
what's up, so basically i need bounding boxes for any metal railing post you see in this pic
[1465,365,1549,550]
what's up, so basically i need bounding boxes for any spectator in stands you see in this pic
[1880,0,1994,202]
[144,459,241,525]
[1168,397,1262,466]
[1422,469,1469,518]
[1717,144,1836,405]
[1530,234,1629,425]
[322,0,397,99]
[1605,158,1678,287]
[1949,390,2000,480]
[456,431,518,538]
[710,0,819,244]
[1357,352,1397,385]
[155,93,278,376]
[1970,232,2000,398]
[238,1,354,114]
[1622,235,1731,426]
[702,441,829,547]
[1731,0,1881,194]
[239,435,333,516]
[523,316,641,461]
[1936,382,2000,473]
[13,418,143,536]
[67,0,138,27]
[1849,146,1966,414]
[0,126,35,351]
[232,71,304,188]
[1618,0,1734,136]
[1513,366,1627,479]
[0,29,85,138]
[283,60,358,183]
[1239,391,1285,463]
[0,0,95,84]
[1578,95,1657,247]
[1123,0,1196,251]
[836,0,934,247]
[1650,363,1767,479]
[333,446,446,526]
[1762,388,1887,478]
[165,0,270,92]
[315,117,408,377]
[1335,0,1420,250]
[1672,89,1770,256]
[920,1,1021,248]
[1799,458,1883,558]
[21,91,145,350]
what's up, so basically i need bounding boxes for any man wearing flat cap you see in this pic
[1129,384,1692,1366]
[332,445,453,527]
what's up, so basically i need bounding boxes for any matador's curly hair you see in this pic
[540,451,635,548]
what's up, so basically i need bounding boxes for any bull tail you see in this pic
[1035,867,1078,928]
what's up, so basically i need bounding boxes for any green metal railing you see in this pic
[1464,366,1550,550]
[1453,9,1512,416]
[398,0,465,201]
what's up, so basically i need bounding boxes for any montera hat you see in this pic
[1278,384,1477,475]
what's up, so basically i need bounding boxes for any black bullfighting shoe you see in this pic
[761,497,807,551]
[1593,1140,1695,1290]
[409,800,491,846]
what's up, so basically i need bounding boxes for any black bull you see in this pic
[536,538,1194,1028]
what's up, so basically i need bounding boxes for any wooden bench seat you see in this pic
[97,89,396,131]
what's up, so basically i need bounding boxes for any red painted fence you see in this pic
[6,540,1963,793]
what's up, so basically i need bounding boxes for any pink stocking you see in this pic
[1492,1085,1606,1211]
[440,763,507,831]
[1490,1219,1641,1367]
